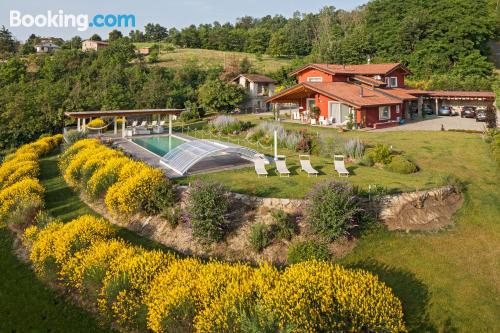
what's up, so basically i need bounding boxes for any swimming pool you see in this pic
[131,135,187,156]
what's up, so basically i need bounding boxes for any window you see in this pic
[396,105,400,114]
[390,77,398,87]
[384,77,398,87]
[307,77,323,82]
[379,106,391,120]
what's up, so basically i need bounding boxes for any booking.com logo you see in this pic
[9,10,136,32]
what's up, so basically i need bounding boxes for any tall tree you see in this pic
[0,26,18,56]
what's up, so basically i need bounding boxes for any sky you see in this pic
[0,0,367,41]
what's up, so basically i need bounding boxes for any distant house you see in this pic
[82,40,109,52]
[231,74,276,112]
[267,63,496,129]
[136,47,151,55]
[35,42,60,53]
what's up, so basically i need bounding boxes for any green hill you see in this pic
[134,43,292,73]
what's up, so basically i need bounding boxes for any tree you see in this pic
[20,43,36,55]
[451,51,494,78]
[0,26,18,56]
[144,23,168,42]
[128,29,145,42]
[198,79,245,113]
[108,29,123,42]
[89,34,102,41]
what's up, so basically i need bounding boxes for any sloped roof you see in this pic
[232,74,275,83]
[267,82,402,107]
[379,88,418,100]
[352,75,386,86]
[427,90,495,99]
[289,63,412,77]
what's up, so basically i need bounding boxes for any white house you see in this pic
[35,42,60,53]
[231,74,276,112]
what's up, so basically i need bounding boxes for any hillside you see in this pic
[134,43,292,73]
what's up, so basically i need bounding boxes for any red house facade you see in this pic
[266,63,495,128]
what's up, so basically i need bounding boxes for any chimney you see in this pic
[342,63,346,69]
[367,55,371,64]
[359,85,364,97]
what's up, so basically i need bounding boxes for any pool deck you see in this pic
[97,133,253,178]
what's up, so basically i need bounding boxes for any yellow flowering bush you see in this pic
[87,118,106,128]
[258,261,406,333]
[59,239,136,302]
[59,138,100,171]
[98,250,174,329]
[86,157,130,199]
[0,178,44,221]
[0,160,39,190]
[105,166,173,216]
[29,215,114,276]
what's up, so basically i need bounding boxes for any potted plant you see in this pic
[311,106,321,120]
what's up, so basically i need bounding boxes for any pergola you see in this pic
[64,109,184,138]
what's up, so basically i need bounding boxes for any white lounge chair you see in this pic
[138,121,147,127]
[130,120,138,127]
[159,120,166,126]
[299,155,318,177]
[254,158,268,178]
[275,155,290,177]
[150,120,158,127]
[334,155,349,177]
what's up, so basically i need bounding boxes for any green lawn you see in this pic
[134,44,292,72]
[180,119,500,332]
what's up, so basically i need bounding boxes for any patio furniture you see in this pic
[310,118,317,125]
[254,157,268,178]
[138,121,147,127]
[152,126,164,134]
[133,127,151,135]
[149,120,157,128]
[299,154,318,177]
[275,155,290,177]
[319,116,330,126]
[159,120,166,126]
[333,155,349,177]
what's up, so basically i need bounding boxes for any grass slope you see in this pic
[134,44,292,72]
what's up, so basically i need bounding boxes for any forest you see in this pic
[0,0,498,150]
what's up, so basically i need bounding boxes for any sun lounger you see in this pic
[275,155,290,177]
[299,155,318,177]
[334,155,349,177]
[150,120,157,127]
[254,158,268,178]
[159,120,166,126]
[130,120,138,127]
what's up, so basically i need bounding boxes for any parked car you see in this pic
[423,104,434,115]
[461,106,476,118]
[438,107,453,116]
[476,109,487,122]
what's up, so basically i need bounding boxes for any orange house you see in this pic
[267,63,415,128]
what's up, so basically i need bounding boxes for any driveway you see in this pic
[376,115,490,132]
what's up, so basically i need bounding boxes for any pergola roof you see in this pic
[64,109,184,119]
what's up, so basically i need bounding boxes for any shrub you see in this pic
[98,250,174,329]
[248,222,272,252]
[179,109,199,122]
[0,159,39,190]
[60,239,136,302]
[259,261,406,332]
[344,138,365,160]
[187,180,229,243]
[0,178,44,221]
[305,181,361,241]
[29,215,114,273]
[64,130,88,145]
[286,240,330,264]
[87,118,106,128]
[209,115,251,134]
[368,144,392,164]
[87,157,129,198]
[439,174,466,194]
[6,199,43,228]
[105,165,175,216]
[358,153,374,166]
[161,206,182,228]
[385,155,418,174]
[270,209,297,241]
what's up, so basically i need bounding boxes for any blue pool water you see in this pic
[131,136,186,156]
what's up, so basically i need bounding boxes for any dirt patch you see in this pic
[379,186,464,231]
